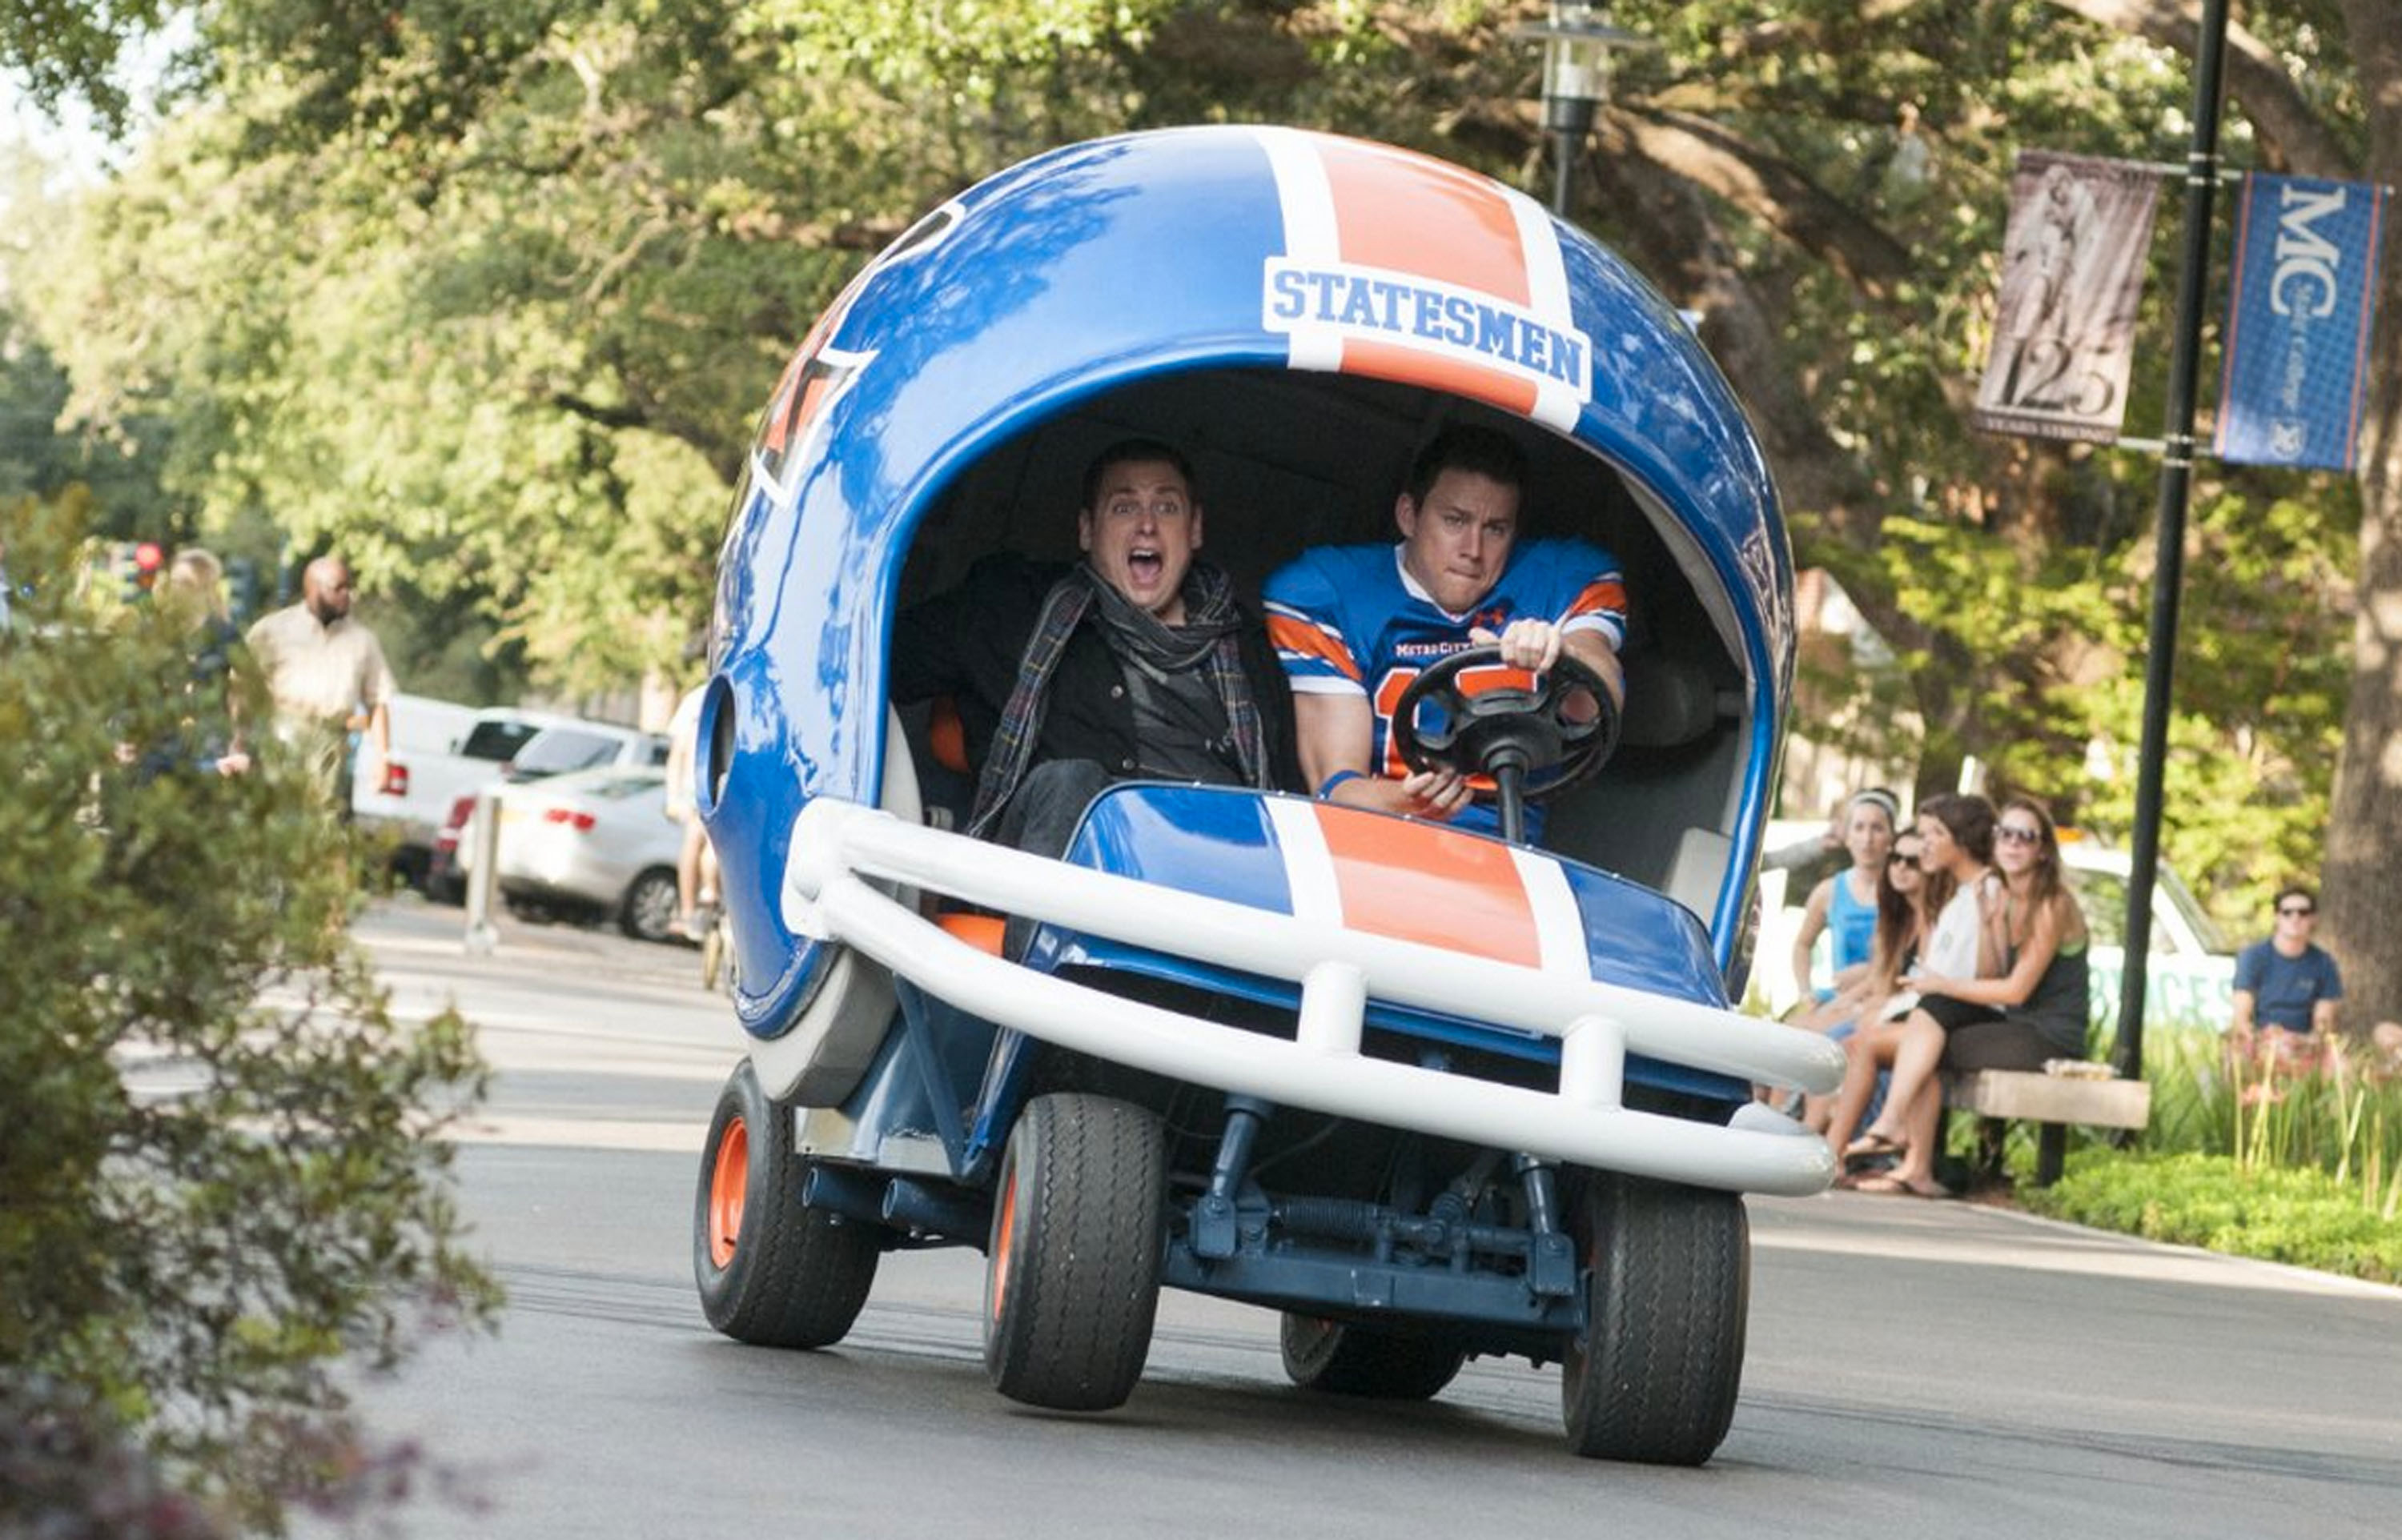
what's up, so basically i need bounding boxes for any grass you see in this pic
[2002,1030,2402,1285]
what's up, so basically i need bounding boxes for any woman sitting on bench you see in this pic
[1838,794,2091,1197]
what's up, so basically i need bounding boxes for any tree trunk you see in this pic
[2322,0,2402,1037]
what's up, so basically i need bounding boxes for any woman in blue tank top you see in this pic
[1789,788,1899,1013]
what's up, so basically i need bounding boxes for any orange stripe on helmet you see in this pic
[1338,339,1541,418]
[1318,140,1532,306]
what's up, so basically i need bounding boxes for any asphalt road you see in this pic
[319,899,2402,1540]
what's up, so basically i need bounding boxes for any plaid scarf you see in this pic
[967,560,1267,838]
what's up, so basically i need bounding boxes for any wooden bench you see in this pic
[1940,1069,2151,1187]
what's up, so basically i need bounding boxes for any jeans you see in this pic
[994,759,1113,959]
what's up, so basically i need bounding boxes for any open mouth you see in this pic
[1127,547,1165,587]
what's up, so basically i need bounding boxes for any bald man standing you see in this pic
[245,556,397,816]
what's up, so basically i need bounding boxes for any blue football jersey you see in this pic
[1263,537,1625,835]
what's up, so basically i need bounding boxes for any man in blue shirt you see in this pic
[1263,424,1625,839]
[2228,885,2344,1057]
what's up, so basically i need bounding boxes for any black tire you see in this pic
[1560,1172,1749,1466]
[621,866,681,942]
[693,1060,879,1348]
[982,1093,1166,1411]
[1280,1313,1466,1400]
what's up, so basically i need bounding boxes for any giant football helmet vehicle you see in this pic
[689,126,1841,1464]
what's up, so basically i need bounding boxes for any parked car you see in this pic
[484,765,685,941]
[353,696,545,884]
[424,717,669,901]
[500,721,670,781]
[1753,819,2235,1039]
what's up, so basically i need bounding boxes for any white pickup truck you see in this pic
[353,695,558,884]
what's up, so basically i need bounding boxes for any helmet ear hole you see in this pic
[703,678,736,812]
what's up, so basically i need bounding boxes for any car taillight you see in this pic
[542,808,597,832]
[385,762,409,796]
[435,794,479,851]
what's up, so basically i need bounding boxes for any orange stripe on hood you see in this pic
[1311,802,1540,968]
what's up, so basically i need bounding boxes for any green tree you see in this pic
[6,1,2389,969]
[0,495,499,1531]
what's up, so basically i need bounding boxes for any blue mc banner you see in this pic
[2215,173,2387,472]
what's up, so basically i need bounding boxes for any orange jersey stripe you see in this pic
[1567,576,1629,620]
[1312,803,1541,969]
[1266,612,1363,682]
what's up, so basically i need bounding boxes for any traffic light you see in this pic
[131,542,165,595]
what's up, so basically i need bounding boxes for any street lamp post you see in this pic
[1515,2,1652,218]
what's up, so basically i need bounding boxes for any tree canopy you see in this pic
[6,0,2394,1002]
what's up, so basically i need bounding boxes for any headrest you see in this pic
[1618,652,1727,749]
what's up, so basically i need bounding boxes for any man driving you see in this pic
[1263,423,1625,837]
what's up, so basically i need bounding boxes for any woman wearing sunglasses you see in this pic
[1837,794,2088,1197]
[1791,823,1929,1133]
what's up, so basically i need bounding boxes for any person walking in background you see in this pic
[243,555,396,816]
[154,547,251,777]
[2227,886,2343,1061]
[663,680,713,940]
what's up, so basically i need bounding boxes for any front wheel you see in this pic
[1280,1313,1465,1401]
[983,1093,1166,1411]
[693,1059,879,1348]
[1560,1172,1749,1466]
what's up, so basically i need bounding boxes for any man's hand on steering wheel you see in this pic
[1473,618,1562,673]
[1396,765,1473,820]
[1470,621,1601,724]
[1392,638,1621,805]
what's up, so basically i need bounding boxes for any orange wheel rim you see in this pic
[708,1117,748,1269]
[989,1171,1017,1321]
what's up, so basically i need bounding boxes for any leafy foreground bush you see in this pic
[0,501,498,1534]
[2022,1149,2402,1286]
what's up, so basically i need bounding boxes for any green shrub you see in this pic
[1,499,498,1534]
[2024,1150,2402,1285]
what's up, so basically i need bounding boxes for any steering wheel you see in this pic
[1392,644,1620,842]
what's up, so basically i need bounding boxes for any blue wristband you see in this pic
[1317,768,1365,800]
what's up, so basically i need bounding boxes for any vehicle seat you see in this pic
[893,696,976,832]
[889,699,1005,956]
[1616,650,1735,750]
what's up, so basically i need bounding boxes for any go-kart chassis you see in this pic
[772,796,1840,1348]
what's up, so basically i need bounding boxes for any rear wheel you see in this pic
[621,867,681,942]
[983,1093,1166,1411]
[1560,1172,1749,1466]
[1279,1313,1466,1400]
[693,1060,879,1348]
